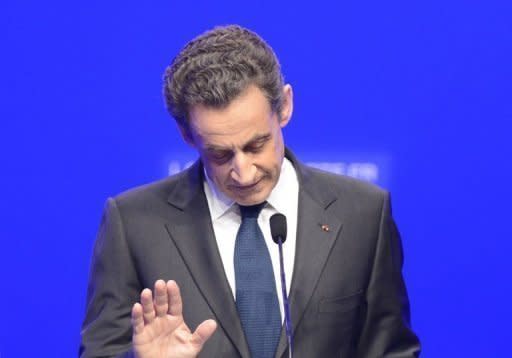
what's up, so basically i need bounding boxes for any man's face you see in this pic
[184,84,293,206]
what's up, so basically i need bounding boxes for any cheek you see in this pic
[207,165,231,184]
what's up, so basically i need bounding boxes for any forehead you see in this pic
[188,85,276,146]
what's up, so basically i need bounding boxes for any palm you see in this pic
[131,280,217,358]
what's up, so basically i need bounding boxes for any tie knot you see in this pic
[239,202,266,219]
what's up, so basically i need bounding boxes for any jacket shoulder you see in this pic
[301,164,388,203]
[111,167,194,209]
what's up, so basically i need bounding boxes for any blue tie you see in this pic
[234,203,282,358]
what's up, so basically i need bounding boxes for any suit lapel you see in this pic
[275,153,344,358]
[165,162,250,358]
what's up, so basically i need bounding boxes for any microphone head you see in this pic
[270,213,287,244]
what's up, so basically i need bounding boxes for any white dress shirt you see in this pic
[203,158,299,321]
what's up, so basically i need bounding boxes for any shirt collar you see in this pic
[203,168,235,221]
[203,157,298,221]
[265,158,297,215]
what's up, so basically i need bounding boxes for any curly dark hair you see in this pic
[163,25,285,129]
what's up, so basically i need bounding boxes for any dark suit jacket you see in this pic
[80,150,420,357]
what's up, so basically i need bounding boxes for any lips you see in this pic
[229,178,263,191]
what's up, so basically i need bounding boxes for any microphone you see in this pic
[270,213,293,358]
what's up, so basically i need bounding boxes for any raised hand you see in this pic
[131,280,217,358]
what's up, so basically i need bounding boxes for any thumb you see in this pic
[190,319,217,347]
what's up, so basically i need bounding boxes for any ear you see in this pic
[177,122,196,148]
[279,84,293,128]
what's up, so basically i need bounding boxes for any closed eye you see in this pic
[243,134,271,153]
[244,143,264,153]
[207,149,233,164]
[204,133,271,164]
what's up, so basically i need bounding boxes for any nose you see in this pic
[230,153,257,185]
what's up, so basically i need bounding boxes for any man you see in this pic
[80,25,420,357]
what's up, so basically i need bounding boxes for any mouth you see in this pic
[229,178,263,192]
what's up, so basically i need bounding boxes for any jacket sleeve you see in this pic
[79,198,140,358]
[356,192,421,357]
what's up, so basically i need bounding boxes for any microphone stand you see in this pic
[277,236,293,358]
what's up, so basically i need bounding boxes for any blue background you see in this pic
[2,0,511,356]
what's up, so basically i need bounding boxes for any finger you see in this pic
[140,288,156,325]
[154,280,168,317]
[167,280,183,316]
[190,319,217,347]
[131,303,145,335]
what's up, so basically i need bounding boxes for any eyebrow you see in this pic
[205,133,271,152]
